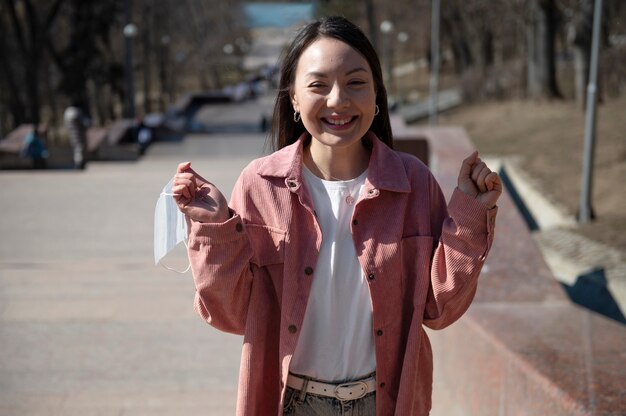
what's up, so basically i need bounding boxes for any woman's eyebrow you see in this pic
[346,67,368,75]
[304,67,369,78]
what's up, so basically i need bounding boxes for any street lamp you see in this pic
[579,0,603,223]
[159,35,171,111]
[379,20,395,101]
[396,32,409,104]
[223,44,235,55]
[429,0,441,125]
[123,23,138,119]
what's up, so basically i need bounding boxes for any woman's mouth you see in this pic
[321,116,357,130]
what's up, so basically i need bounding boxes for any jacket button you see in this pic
[288,325,297,333]
[352,219,358,226]
[367,273,375,281]
[379,382,386,388]
[304,267,314,275]
[376,330,383,336]
[235,223,243,232]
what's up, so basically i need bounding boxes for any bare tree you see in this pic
[526,0,563,98]
[1,0,65,125]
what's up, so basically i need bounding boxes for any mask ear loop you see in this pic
[158,239,191,274]
[158,191,192,274]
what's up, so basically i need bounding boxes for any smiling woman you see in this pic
[291,37,377,180]
[168,15,501,416]
[270,16,393,154]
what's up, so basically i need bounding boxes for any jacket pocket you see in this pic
[246,224,286,267]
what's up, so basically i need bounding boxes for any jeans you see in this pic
[282,386,376,416]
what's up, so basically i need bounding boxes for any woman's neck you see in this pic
[304,137,370,181]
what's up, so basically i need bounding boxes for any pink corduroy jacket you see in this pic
[187,132,497,415]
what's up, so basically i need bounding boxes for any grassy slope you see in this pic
[429,95,626,253]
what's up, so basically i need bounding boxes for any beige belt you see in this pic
[286,373,376,401]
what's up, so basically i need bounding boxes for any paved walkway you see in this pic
[0,106,269,414]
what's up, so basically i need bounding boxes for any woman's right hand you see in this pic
[172,161,230,223]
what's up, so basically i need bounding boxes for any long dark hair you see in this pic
[270,16,393,151]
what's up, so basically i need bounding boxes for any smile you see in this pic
[322,116,357,129]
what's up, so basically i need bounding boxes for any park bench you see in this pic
[0,124,36,168]
[0,120,139,168]
[0,124,33,154]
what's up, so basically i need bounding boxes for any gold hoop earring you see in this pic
[374,105,380,116]
[293,112,301,122]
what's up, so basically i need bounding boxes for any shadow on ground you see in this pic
[561,268,626,324]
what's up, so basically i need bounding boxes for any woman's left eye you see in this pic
[348,80,369,88]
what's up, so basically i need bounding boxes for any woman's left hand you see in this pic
[457,151,502,209]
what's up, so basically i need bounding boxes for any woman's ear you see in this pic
[290,93,299,114]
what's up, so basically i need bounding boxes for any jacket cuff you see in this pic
[187,213,247,245]
[448,187,498,236]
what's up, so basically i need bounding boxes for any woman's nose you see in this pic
[326,84,349,109]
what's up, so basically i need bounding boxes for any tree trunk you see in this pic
[142,1,152,115]
[41,53,60,141]
[364,0,378,54]
[6,0,43,123]
[527,0,562,98]
[0,11,27,127]
[572,0,594,107]
[481,29,495,70]
[442,7,474,74]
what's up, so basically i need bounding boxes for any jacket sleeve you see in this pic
[422,175,497,330]
[186,173,254,335]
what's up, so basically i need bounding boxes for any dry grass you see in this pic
[430,95,626,253]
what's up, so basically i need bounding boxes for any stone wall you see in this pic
[392,119,626,415]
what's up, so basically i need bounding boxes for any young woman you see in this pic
[172,16,501,416]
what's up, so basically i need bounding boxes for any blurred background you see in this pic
[1,0,625,134]
[2,0,624,281]
[0,0,625,414]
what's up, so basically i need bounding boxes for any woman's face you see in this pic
[291,37,377,151]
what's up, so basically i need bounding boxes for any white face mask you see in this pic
[154,178,190,273]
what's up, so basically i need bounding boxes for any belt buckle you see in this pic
[334,380,368,401]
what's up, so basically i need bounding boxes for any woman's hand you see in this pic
[457,151,502,209]
[172,161,230,223]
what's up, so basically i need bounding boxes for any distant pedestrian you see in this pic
[170,16,501,415]
[137,121,153,155]
[21,123,49,169]
[63,105,88,169]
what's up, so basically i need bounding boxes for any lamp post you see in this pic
[159,35,171,111]
[123,23,138,119]
[397,32,408,104]
[429,0,441,125]
[579,0,603,224]
[380,20,395,101]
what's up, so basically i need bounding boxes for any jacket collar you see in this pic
[256,131,411,193]
[364,131,411,193]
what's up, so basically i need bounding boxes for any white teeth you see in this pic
[327,118,352,125]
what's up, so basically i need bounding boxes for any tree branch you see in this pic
[4,0,28,59]
[45,0,65,30]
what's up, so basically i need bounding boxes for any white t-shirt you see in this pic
[289,166,376,382]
